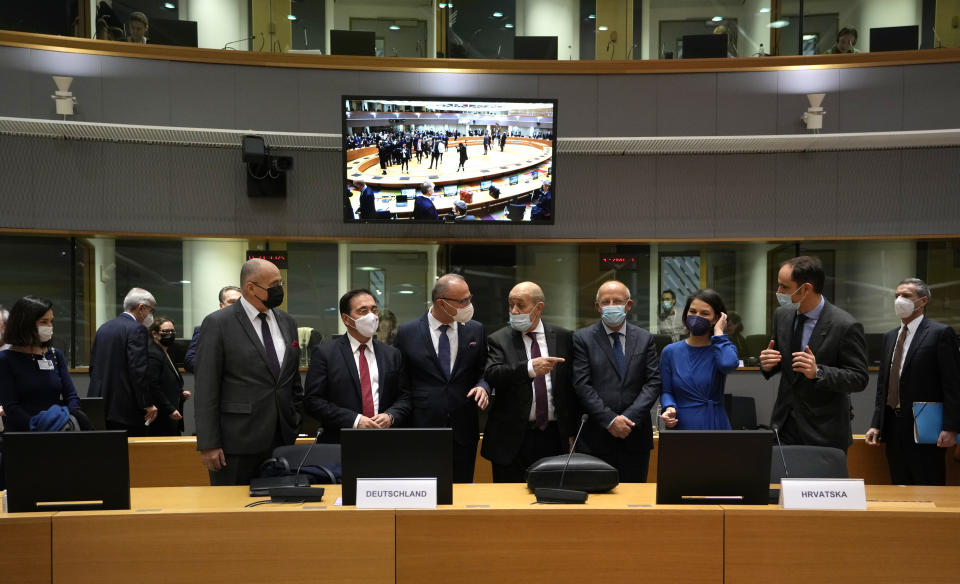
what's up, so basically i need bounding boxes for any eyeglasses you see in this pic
[439,295,473,307]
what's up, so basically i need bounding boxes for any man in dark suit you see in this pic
[865,278,959,484]
[499,132,507,152]
[184,285,241,373]
[413,180,440,221]
[530,180,553,221]
[88,287,158,435]
[303,289,410,444]
[428,139,440,169]
[396,274,490,482]
[354,178,377,221]
[194,258,302,486]
[483,282,576,482]
[483,132,491,155]
[760,256,868,451]
[573,280,661,482]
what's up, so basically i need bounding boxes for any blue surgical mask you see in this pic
[685,314,712,336]
[509,312,532,333]
[601,304,627,327]
[776,286,804,310]
[662,300,674,311]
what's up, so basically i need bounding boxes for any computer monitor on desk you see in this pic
[340,428,453,505]
[3,431,130,512]
[656,430,773,505]
[870,25,919,52]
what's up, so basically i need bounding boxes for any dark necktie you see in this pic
[886,326,909,409]
[528,332,548,430]
[358,344,375,418]
[790,313,808,380]
[610,332,625,376]
[438,324,451,378]
[257,312,281,378]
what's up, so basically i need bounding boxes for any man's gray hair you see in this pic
[123,288,156,311]
[421,180,434,194]
[899,277,930,300]
[432,273,466,301]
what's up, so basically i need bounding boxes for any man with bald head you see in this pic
[395,273,490,482]
[573,280,661,482]
[194,259,303,486]
[483,282,577,482]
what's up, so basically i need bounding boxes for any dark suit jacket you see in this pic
[572,322,661,454]
[413,195,439,220]
[763,301,869,449]
[183,326,201,373]
[531,191,552,220]
[871,317,960,433]
[194,301,302,455]
[88,313,152,428]
[482,323,576,465]
[303,335,411,444]
[395,314,488,447]
[147,342,184,435]
[358,187,377,220]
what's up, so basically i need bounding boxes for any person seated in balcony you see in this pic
[826,26,859,54]
[127,11,149,44]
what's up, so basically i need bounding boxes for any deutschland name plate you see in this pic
[356,478,438,509]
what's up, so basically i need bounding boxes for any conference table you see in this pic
[3,484,959,584]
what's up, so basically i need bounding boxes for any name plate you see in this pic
[780,478,866,510]
[356,478,437,509]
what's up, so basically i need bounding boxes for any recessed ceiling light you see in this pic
[389,25,400,30]
[397,290,415,295]
[768,19,790,29]
[588,14,596,20]
[598,25,609,31]
[164,2,176,9]
[759,7,771,13]
[505,23,514,29]
[287,14,297,21]
[712,16,723,22]
[492,11,504,18]
[802,34,816,41]
[357,266,381,271]
[439,2,447,7]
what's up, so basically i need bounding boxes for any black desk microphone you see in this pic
[535,414,589,504]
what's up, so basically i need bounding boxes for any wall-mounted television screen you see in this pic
[343,96,556,223]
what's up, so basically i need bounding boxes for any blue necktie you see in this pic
[257,312,281,378]
[438,324,451,378]
[610,332,625,376]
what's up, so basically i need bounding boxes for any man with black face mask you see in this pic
[303,289,410,444]
[194,258,303,486]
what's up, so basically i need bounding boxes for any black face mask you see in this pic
[258,284,284,309]
[159,333,176,347]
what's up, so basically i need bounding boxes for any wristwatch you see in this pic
[814,366,825,381]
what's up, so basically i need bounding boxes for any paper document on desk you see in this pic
[912,402,943,444]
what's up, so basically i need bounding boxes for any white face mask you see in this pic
[142,313,155,329]
[894,296,918,319]
[450,302,474,324]
[37,325,54,343]
[349,313,379,338]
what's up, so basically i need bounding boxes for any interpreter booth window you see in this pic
[350,248,432,346]
[286,243,339,366]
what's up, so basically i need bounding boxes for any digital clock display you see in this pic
[599,254,638,270]
[246,250,289,269]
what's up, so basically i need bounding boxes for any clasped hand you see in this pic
[759,340,818,379]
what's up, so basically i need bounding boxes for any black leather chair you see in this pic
[723,394,758,430]
[770,445,848,483]
[272,443,342,483]
[506,203,526,221]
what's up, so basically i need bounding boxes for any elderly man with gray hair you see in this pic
[413,180,440,220]
[88,287,159,435]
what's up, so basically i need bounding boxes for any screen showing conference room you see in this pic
[342,97,556,223]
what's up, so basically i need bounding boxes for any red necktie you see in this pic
[358,344,375,418]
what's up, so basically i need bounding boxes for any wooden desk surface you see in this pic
[0,512,54,584]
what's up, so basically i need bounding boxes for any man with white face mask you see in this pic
[396,273,490,482]
[760,256,868,451]
[865,278,959,485]
[88,287,159,436]
[303,289,410,444]
[482,282,576,482]
[572,280,661,482]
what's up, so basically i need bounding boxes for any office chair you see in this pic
[507,203,526,221]
[723,394,758,430]
[770,445,848,483]
[272,443,342,484]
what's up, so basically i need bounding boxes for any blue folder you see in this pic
[912,402,943,444]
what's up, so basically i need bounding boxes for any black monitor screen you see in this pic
[343,96,556,224]
[3,431,130,512]
[340,428,453,505]
[656,430,773,505]
[682,34,727,58]
[514,36,558,60]
[331,30,376,56]
[870,25,919,52]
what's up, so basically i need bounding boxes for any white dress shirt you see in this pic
[347,333,380,427]
[427,310,458,374]
[239,296,287,366]
[523,320,556,422]
[895,314,924,376]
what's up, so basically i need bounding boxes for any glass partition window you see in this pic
[1,234,957,368]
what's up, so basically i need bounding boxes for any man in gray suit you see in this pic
[573,280,661,482]
[760,256,868,451]
[194,258,302,486]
